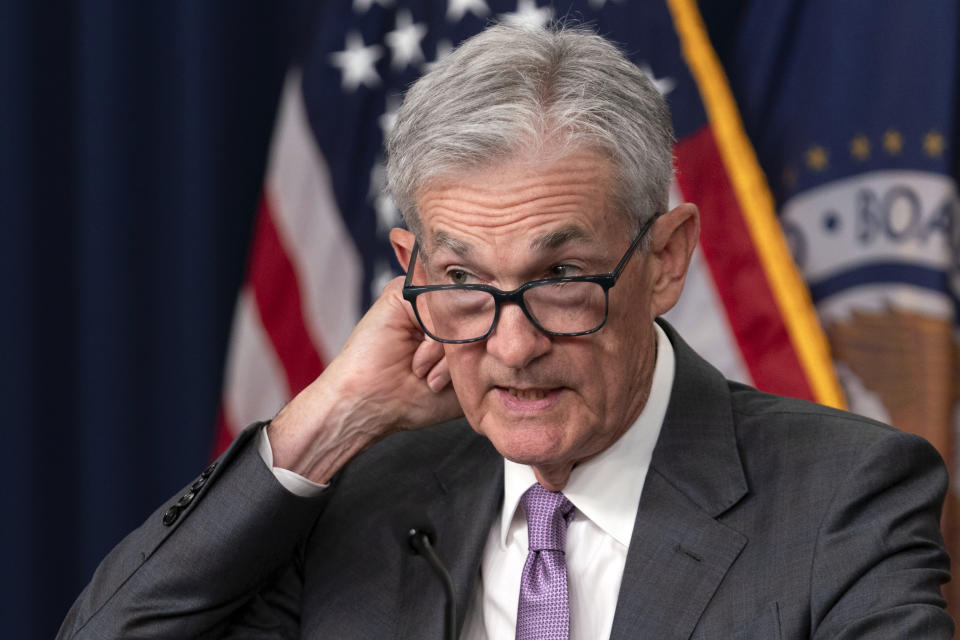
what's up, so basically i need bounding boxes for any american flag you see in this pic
[213,0,844,454]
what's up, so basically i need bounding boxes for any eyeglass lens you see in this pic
[415,281,606,341]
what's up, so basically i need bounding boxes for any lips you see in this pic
[495,386,563,412]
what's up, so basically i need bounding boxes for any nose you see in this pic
[485,303,551,369]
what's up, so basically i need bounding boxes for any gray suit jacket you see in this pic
[59,322,953,639]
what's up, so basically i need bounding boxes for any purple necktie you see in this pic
[516,483,575,640]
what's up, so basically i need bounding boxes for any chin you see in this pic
[477,418,572,467]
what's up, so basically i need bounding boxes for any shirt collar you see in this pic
[500,322,675,548]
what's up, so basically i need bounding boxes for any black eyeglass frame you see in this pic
[401,212,662,344]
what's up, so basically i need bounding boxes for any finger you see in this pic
[428,376,462,423]
[426,356,451,392]
[411,336,445,378]
[382,275,435,331]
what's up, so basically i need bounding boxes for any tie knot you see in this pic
[520,483,574,552]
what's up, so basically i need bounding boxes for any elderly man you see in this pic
[59,24,951,639]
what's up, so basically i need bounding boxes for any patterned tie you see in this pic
[515,483,575,640]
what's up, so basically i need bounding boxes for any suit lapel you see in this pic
[609,471,747,639]
[610,321,749,639]
[395,422,503,639]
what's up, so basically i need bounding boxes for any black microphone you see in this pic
[404,524,457,640]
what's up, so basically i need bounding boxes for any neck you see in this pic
[533,464,573,492]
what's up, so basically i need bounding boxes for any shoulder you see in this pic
[729,381,893,437]
[727,382,946,488]
[730,380,916,444]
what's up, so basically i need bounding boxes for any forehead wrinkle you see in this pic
[421,162,608,217]
[417,150,619,254]
[478,177,598,212]
[423,193,600,239]
[426,185,594,215]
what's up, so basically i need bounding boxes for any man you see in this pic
[59,24,952,639]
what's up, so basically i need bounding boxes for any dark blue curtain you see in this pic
[0,2,310,637]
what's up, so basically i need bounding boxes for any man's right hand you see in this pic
[266,276,463,484]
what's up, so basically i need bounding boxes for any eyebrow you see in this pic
[429,230,473,258]
[529,225,592,252]
[427,224,593,259]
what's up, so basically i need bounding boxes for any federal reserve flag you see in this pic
[720,1,959,614]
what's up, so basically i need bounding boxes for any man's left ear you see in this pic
[389,228,416,272]
[649,202,700,316]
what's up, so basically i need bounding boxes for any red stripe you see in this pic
[211,406,234,459]
[248,193,326,396]
[674,125,814,400]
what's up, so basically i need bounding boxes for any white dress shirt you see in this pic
[259,323,675,639]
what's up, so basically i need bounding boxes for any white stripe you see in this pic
[266,70,363,362]
[222,287,290,434]
[664,181,753,385]
[664,246,753,385]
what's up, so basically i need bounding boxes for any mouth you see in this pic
[508,388,550,400]
[494,386,563,412]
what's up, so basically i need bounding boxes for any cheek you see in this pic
[574,319,646,406]
[443,344,484,402]
[603,280,653,358]
[558,339,615,400]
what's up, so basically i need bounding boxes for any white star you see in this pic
[638,63,676,96]
[386,10,427,70]
[368,160,401,233]
[423,39,453,72]
[329,31,383,91]
[375,192,401,233]
[499,0,553,30]
[369,159,387,194]
[353,0,392,14]
[379,96,400,138]
[447,0,489,23]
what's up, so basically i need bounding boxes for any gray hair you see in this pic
[385,23,675,239]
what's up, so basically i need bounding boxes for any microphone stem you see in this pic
[412,532,456,640]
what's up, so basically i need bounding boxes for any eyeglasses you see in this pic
[401,213,660,344]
